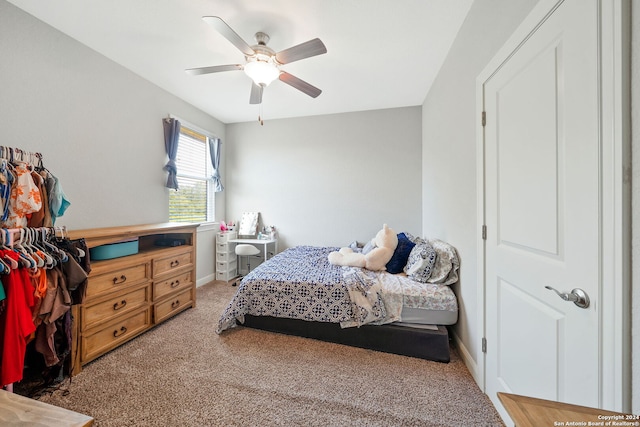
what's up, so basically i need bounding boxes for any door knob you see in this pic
[545,286,590,309]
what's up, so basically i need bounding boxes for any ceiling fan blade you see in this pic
[279,72,322,98]
[202,16,255,57]
[249,83,263,104]
[185,64,243,75]
[276,38,327,64]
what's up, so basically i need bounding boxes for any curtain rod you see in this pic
[166,114,221,142]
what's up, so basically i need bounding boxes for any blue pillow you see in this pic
[385,232,416,274]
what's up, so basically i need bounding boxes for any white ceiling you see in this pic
[7,0,473,124]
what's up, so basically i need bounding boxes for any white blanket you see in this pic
[340,267,404,328]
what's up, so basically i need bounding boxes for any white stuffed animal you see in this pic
[328,224,398,271]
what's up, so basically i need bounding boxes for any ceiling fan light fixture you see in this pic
[244,59,280,87]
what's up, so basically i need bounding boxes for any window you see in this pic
[168,125,216,223]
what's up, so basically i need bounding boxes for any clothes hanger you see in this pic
[14,229,36,269]
[0,231,11,274]
[0,230,18,270]
[25,228,45,268]
[34,228,55,268]
[44,228,66,263]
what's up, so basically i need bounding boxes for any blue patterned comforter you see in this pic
[217,246,380,333]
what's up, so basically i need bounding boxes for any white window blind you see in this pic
[168,125,215,223]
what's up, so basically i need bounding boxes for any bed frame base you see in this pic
[241,315,450,363]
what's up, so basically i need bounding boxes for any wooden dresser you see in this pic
[67,223,199,375]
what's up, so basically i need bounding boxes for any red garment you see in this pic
[0,251,36,387]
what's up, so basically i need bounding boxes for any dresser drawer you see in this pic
[153,271,192,301]
[153,249,193,278]
[216,259,237,272]
[154,289,193,324]
[82,307,151,364]
[86,263,150,299]
[216,251,236,263]
[82,285,150,330]
[216,231,237,243]
[216,269,237,282]
[216,242,233,253]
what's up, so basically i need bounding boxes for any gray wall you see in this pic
[424,0,637,410]
[225,107,423,250]
[421,0,540,378]
[0,0,226,284]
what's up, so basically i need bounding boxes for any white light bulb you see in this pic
[244,60,279,86]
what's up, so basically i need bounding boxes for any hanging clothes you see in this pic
[0,250,36,387]
[0,146,73,392]
[0,146,70,229]
[0,161,14,223]
[27,171,52,228]
[46,172,70,225]
[3,164,42,228]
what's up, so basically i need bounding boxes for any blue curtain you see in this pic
[209,137,224,192]
[163,118,181,190]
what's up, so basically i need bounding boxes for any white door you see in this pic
[483,0,600,421]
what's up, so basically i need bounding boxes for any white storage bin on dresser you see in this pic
[216,230,237,282]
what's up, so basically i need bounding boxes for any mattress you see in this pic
[217,246,458,333]
[399,306,458,326]
[376,271,459,326]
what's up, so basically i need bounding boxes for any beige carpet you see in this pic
[38,282,504,426]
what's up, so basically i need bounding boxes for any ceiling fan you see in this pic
[186,16,327,105]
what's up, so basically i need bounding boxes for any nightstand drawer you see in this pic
[82,307,151,364]
[216,259,237,272]
[154,289,193,323]
[216,231,237,243]
[216,242,234,253]
[154,271,192,301]
[216,269,237,282]
[86,263,150,299]
[82,285,150,330]
[216,251,236,262]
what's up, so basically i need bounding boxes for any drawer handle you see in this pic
[113,326,127,337]
[170,280,180,288]
[113,300,127,310]
[113,275,127,284]
[171,299,180,309]
[170,260,180,268]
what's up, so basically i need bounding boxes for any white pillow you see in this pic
[426,238,460,285]
[404,242,437,283]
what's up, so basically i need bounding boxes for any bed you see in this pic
[216,238,459,363]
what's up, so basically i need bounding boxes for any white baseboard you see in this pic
[450,329,482,390]
[196,273,215,287]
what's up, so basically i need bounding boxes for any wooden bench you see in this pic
[498,392,632,427]
[0,389,93,426]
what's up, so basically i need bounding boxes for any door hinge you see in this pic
[482,225,487,240]
[481,111,486,127]
[482,337,487,353]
